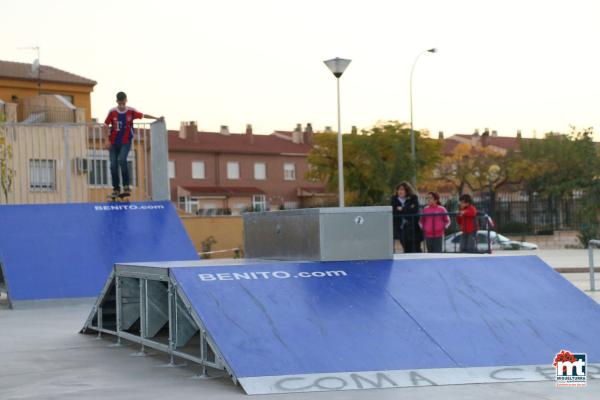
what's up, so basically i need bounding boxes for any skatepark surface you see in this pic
[1,302,598,400]
[2,251,600,400]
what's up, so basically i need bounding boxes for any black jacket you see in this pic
[391,194,421,239]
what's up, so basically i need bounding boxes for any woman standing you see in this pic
[391,182,423,253]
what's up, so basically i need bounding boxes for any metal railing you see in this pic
[439,194,583,233]
[588,240,600,291]
[393,212,493,254]
[21,106,79,124]
[0,122,154,204]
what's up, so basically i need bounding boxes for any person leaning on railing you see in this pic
[103,91,163,198]
[419,191,450,253]
[391,181,423,253]
[456,194,478,253]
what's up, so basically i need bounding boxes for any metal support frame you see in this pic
[113,275,123,346]
[130,278,149,356]
[0,261,12,309]
[81,266,233,382]
[589,239,600,291]
[162,281,185,367]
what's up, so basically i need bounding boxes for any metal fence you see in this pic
[21,106,81,124]
[439,194,582,233]
[0,122,154,204]
[393,212,493,254]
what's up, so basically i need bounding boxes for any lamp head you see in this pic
[324,57,352,78]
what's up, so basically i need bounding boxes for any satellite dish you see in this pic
[31,58,40,77]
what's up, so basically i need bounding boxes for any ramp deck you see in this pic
[0,201,198,306]
[82,255,600,394]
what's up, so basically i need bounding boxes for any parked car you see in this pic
[444,230,539,253]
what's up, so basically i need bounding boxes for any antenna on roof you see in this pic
[18,46,41,94]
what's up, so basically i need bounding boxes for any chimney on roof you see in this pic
[438,131,444,140]
[220,125,230,135]
[292,123,303,144]
[351,126,358,135]
[516,129,522,139]
[481,128,490,147]
[179,121,198,139]
[491,130,498,137]
[304,123,314,144]
[246,124,254,144]
[324,126,333,133]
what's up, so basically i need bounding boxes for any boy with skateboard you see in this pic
[104,91,162,200]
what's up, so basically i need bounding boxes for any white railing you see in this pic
[0,122,156,204]
[588,240,600,291]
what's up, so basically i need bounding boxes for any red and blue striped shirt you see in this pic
[104,107,144,145]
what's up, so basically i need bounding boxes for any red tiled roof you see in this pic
[299,186,328,192]
[182,186,265,196]
[273,130,293,137]
[297,186,333,197]
[169,130,312,155]
[452,134,524,150]
[0,60,96,86]
[443,134,537,155]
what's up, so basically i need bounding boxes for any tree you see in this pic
[307,121,442,206]
[432,143,476,195]
[519,127,600,238]
[431,142,524,214]
[0,113,16,204]
[519,127,600,197]
[578,181,600,247]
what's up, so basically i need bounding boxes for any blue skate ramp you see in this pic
[0,201,198,305]
[168,255,600,394]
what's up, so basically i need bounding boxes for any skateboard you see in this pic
[107,192,131,202]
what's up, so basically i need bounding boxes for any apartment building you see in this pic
[0,59,96,121]
[169,123,333,215]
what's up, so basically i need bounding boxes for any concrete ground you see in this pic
[1,250,599,400]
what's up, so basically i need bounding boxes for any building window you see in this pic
[252,195,267,212]
[192,161,205,179]
[29,159,56,191]
[284,163,296,180]
[227,161,240,180]
[168,161,175,179]
[254,162,266,180]
[41,92,74,105]
[179,196,200,214]
[88,150,136,187]
[284,201,298,210]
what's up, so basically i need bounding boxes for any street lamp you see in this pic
[324,57,351,207]
[409,48,437,186]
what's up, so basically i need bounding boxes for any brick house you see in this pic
[0,59,96,121]
[168,122,333,215]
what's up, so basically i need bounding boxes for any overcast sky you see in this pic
[3,0,600,138]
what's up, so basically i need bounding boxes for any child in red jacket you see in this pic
[457,194,478,253]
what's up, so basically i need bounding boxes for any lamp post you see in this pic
[409,48,437,186]
[324,57,351,207]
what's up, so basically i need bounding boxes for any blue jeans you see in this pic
[460,232,477,253]
[109,143,131,191]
